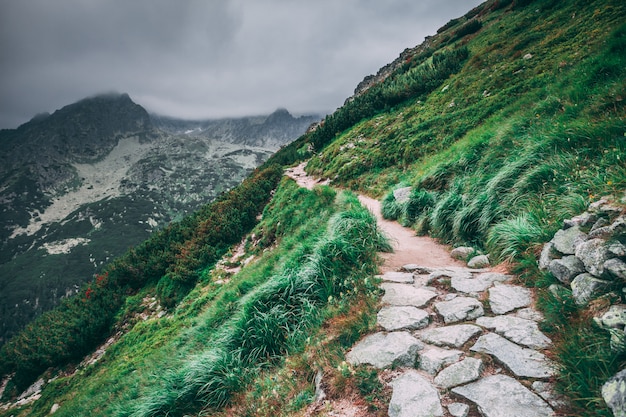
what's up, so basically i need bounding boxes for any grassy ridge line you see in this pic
[0,164,283,396]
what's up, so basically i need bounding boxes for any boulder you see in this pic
[602,368,626,417]
[468,254,490,269]
[470,333,555,379]
[571,273,613,306]
[346,332,422,369]
[538,242,557,270]
[388,370,443,417]
[605,258,626,281]
[452,375,554,417]
[551,225,587,255]
[450,246,475,261]
[575,238,613,277]
[419,324,482,348]
[488,284,532,315]
[548,256,586,284]
[377,306,429,331]
[434,297,484,324]
[564,212,597,228]
[393,187,412,203]
[434,357,483,389]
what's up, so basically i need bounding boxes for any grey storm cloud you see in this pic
[0,0,483,129]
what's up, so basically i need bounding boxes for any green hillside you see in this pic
[1,0,625,416]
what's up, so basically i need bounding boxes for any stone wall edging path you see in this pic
[285,163,565,417]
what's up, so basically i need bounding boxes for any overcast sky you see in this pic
[0,0,483,129]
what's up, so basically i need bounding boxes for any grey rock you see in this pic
[539,242,557,270]
[548,255,585,285]
[575,238,613,277]
[434,297,484,324]
[590,216,610,231]
[419,324,482,348]
[551,225,587,255]
[605,258,626,281]
[451,272,510,294]
[377,306,429,331]
[532,381,568,409]
[393,186,412,203]
[452,375,554,417]
[429,268,473,281]
[448,402,469,417]
[434,357,483,389]
[594,305,626,330]
[476,315,551,349]
[608,241,626,258]
[381,283,438,308]
[589,197,611,212]
[610,216,626,235]
[388,370,443,417]
[451,246,475,261]
[346,331,421,369]
[470,333,555,378]
[468,254,490,268]
[602,368,626,417]
[589,226,613,239]
[488,284,532,314]
[378,271,414,283]
[564,212,597,228]
[515,307,544,322]
[571,273,613,306]
[418,345,463,375]
[401,264,432,274]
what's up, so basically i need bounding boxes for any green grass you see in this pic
[3,1,626,416]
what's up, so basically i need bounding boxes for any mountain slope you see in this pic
[0,95,318,346]
[1,0,625,416]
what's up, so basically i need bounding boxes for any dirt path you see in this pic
[285,162,463,272]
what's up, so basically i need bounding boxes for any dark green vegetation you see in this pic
[1,0,625,416]
[0,165,283,396]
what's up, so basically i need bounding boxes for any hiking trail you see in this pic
[285,162,564,417]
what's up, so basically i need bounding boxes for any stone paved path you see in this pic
[347,265,564,417]
[285,163,564,416]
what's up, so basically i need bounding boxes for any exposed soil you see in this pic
[285,162,463,273]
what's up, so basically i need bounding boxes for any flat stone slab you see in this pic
[429,268,473,281]
[448,402,470,417]
[377,271,414,283]
[451,272,510,293]
[346,331,421,369]
[434,357,483,389]
[434,297,484,324]
[476,315,551,349]
[470,333,555,379]
[378,306,429,331]
[389,370,443,417]
[381,283,438,308]
[452,375,554,417]
[418,345,463,375]
[488,284,531,314]
[419,324,482,348]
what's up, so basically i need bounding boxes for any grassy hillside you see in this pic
[1,0,625,416]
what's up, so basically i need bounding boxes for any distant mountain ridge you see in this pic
[150,108,319,149]
[0,93,319,345]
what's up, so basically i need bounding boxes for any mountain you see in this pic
[151,108,320,149]
[1,0,625,416]
[0,94,319,345]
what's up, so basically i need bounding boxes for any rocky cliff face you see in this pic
[0,94,319,345]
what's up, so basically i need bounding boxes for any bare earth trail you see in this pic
[285,162,462,271]
[285,162,562,417]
